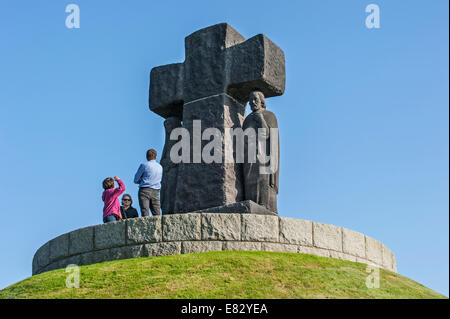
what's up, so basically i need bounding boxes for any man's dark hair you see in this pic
[102,177,114,190]
[146,149,157,160]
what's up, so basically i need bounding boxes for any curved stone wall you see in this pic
[32,213,397,275]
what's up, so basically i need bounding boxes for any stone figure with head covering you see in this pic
[242,91,280,213]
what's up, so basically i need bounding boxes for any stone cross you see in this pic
[149,23,285,213]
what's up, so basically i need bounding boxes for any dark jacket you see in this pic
[120,206,139,219]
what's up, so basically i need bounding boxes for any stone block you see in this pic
[241,214,279,242]
[313,222,342,252]
[365,235,383,265]
[262,243,298,253]
[223,241,261,251]
[342,228,366,258]
[298,246,330,258]
[198,200,275,215]
[127,216,162,244]
[80,249,110,266]
[201,213,241,240]
[110,245,144,261]
[94,220,126,250]
[162,213,201,241]
[227,33,286,102]
[69,226,94,255]
[45,260,64,272]
[49,233,69,262]
[392,256,398,273]
[59,255,81,269]
[181,241,223,254]
[279,217,312,246]
[173,95,245,213]
[381,244,396,272]
[32,242,50,275]
[328,251,357,262]
[149,63,184,118]
[145,242,181,257]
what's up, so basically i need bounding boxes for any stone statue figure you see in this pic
[243,91,279,213]
[160,116,182,214]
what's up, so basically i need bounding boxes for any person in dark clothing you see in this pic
[120,194,139,219]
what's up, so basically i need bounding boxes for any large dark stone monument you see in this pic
[149,23,285,214]
[31,23,398,277]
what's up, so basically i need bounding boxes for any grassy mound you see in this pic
[0,251,446,299]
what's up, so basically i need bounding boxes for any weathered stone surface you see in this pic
[36,264,51,275]
[60,254,81,268]
[69,226,94,255]
[110,245,143,260]
[160,117,182,214]
[145,242,181,257]
[365,235,383,265]
[32,256,38,275]
[33,241,50,274]
[94,220,126,250]
[33,214,398,274]
[313,222,342,252]
[227,34,286,102]
[342,228,366,258]
[182,23,285,103]
[298,246,330,258]
[162,213,201,241]
[223,241,262,251]
[201,213,241,240]
[45,260,64,272]
[356,257,379,268]
[381,243,396,272]
[149,63,184,118]
[279,217,312,246]
[173,94,245,213]
[127,216,161,244]
[198,200,275,215]
[241,214,279,242]
[262,243,298,253]
[81,249,110,266]
[182,241,223,254]
[329,251,357,262]
[49,233,69,262]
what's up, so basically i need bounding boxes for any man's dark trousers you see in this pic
[138,187,161,216]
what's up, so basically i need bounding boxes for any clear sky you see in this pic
[0,0,448,296]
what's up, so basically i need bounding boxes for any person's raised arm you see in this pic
[113,176,125,196]
[134,164,144,184]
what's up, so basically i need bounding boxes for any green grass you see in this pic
[0,251,446,299]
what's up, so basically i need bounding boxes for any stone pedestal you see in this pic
[33,213,397,275]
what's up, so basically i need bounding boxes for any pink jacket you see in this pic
[102,179,125,219]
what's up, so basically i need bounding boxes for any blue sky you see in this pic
[0,1,448,296]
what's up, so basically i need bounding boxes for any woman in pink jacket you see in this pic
[102,176,125,223]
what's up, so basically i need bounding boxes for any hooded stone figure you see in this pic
[160,116,182,214]
[242,91,280,213]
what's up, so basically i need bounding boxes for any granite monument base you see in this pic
[33,213,397,275]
